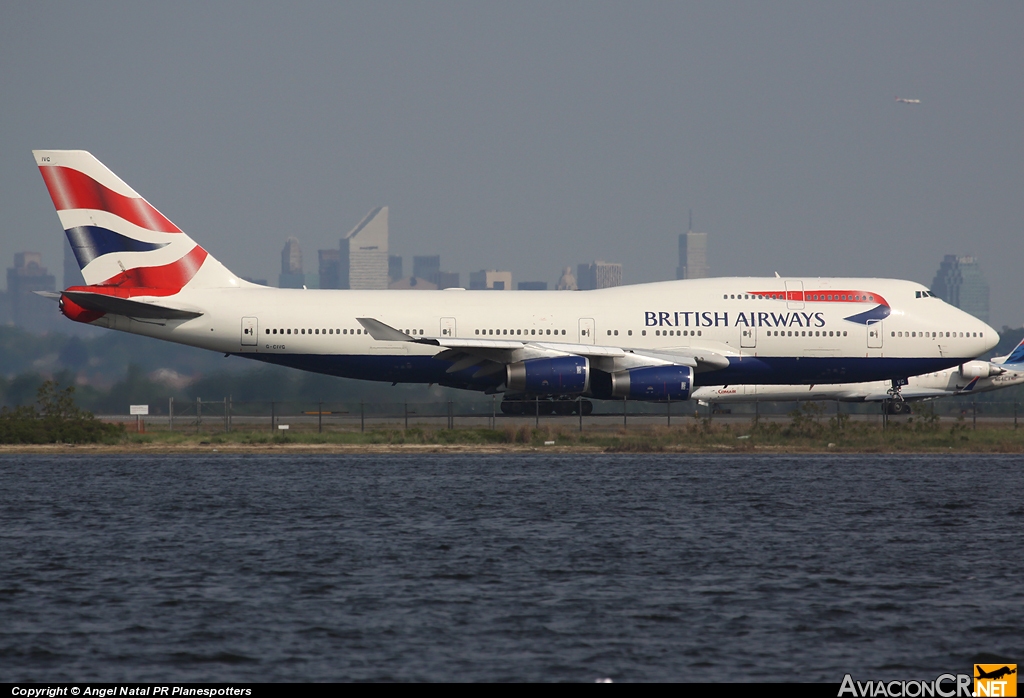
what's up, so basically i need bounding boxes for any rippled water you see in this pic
[1,453,1021,682]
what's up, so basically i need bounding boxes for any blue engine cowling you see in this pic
[610,365,693,401]
[506,356,590,395]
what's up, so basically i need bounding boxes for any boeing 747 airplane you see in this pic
[34,150,998,408]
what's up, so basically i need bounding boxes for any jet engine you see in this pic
[506,356,590,395]
[959,361,1004,379]
[610,365,693,401]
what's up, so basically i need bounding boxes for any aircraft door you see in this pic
[741,325,757,348]
[579,318,595,345]
[867,319,883,348]
[241,317,258,349]
[785,280,805,310]
[440,317,456,338]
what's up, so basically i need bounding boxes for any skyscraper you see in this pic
[677,231,709,280]
[577,261,622,290]
[412,255,441,281]
[340,207,388,289]
[279,237,308,288]
[388,255,403,283]
[318,249,341,289]
[931,255,990,324]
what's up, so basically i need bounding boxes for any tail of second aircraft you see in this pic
[34,150,242,294]
[991,336,1024,365]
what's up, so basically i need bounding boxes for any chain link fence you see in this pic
[101,395,1024,434]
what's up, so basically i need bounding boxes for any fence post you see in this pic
[973,401,977,430]
[169,397,174,431]
[404,402,408,430]
[623,398,627,429]
[535,396,540,428]
[578,398,583,433]
[224,397,229,433]
[754,399,759,426]
[270,400,275,432]
[318,400,323,433]
[667,397,671,427]
[449,400,454,430]
[1015,401,1019,430]
[491,395,496,429]
[361,401,365,432]
[196,397,202,434]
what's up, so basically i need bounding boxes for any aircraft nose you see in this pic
[980,320,999,353]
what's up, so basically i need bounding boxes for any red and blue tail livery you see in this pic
[34,150,237,292]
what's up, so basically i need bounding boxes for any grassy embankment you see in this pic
[94,411,1024,452]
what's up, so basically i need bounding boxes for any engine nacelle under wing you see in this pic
[506,356,590,395]
[610,366,693,401]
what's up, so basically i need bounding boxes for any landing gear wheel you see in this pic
[886,401,912,415]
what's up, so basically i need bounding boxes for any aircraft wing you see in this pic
[857,388,952,402]
[357,317,732,377]
[61,290,204,320]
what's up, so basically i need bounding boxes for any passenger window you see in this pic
[642,330,647,336]
[628,330,632,336]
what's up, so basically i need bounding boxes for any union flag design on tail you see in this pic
[34,150,236,294]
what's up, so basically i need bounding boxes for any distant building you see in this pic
[577,261,622,290]
[388,276,439,290]
[7,252,57,332]
[677,231,709,280]
[412,255,441,281]
[409,255,459,288]
[279,237,307,288]
[318,249,341,289]
[518,281,548,291]
[556,266,578,291]
[435,271,461,290]
[931,255,990,324]
[340,207,388,289]
[388,255,403,283]
[469,270,512,290]
[63,237,83,289]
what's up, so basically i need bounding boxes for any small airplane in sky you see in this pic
[896,96,921,104]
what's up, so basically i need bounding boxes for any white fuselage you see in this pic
[87,276,996,393]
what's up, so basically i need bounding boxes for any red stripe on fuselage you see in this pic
[746,290,889,307]
[38,165,182,233]
[65,245,208,298]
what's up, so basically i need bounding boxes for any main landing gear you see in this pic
[500,395,594,416]
[884,378,912,415]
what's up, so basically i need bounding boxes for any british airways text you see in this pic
[644,311,827,328]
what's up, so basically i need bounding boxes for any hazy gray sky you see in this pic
[2,2,1022,326]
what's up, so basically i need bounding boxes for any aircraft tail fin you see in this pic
[33,150,244,292]
[991,335,1024,365]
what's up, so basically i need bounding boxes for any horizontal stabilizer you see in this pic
[63,291,203,320]
[33,290,62,299]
